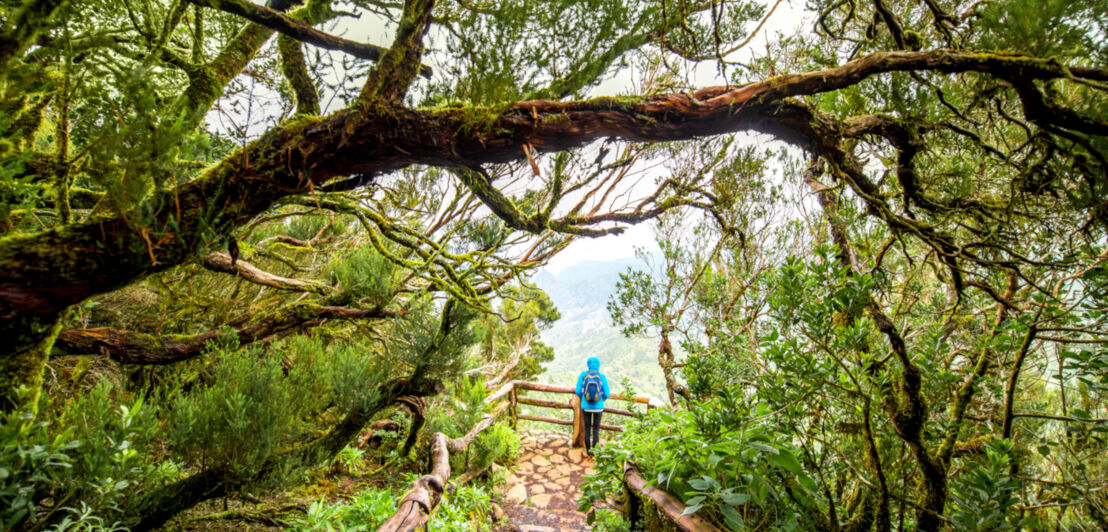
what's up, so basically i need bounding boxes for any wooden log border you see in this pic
[623,463,727,532]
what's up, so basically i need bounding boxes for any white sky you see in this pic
[542,222,656,274]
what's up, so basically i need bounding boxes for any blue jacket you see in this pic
[575,357,610,411]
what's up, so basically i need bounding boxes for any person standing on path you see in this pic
[575,356,610,456]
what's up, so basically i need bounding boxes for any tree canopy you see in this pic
[1,0,1107,529]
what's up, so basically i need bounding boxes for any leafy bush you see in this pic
[949,440,1027,531]
[428,485,494,532]
[0,391,80,530]
[425,376,490,440]
[471,422,521,471]
[49,384,161,526]
[294,485,396,531]
[590,508,633,532]
[0,386,156,531]
[326,244,394,307]
[581,404,821,530]
[332,445,368,475]
[291,483,493,531]
[166,345,295,484]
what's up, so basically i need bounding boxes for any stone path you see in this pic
[497,432,595,531]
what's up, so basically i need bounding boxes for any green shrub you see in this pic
[332,445,368,475]
[949,440,1028,531]
[471,422,521,471]
[0,386,154,531]
[326,245,394,307]
[294,485,397,531]
[425,376,489,440]
[428,484,493,532]
[590,508,633,532]
[166,345,295,484]
[0,390,80,530]
[581,404,821,530]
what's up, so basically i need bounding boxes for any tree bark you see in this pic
[53,304,396,364]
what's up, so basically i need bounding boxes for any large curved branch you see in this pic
[53,303,396,364]
[2,50,1106,340]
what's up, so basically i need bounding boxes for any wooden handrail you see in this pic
[516,396,573,410]
[624,463,726,532]
[511,381,574,393]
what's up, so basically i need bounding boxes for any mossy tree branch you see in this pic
[358,0,436,104]
[0,0,69,76]
[2,49,1106,359]
[277,34,320,115]
[53,301,396,364]
[201,251,332,294]
[176,0,332,125]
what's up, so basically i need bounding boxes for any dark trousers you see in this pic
[583,410,602,453]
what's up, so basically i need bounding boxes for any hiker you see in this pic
[575,356,610,457]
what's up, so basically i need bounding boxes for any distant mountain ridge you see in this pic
[532,257,669,399]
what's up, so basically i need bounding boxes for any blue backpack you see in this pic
[583,371,603,403]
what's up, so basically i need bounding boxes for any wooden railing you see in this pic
[377,380,719,532]
[507,381,663,447]
[624,463,726,532]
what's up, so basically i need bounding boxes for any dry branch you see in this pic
[202,252,332,294]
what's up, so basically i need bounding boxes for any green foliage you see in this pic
[326,244,395,307]
[973,0,1106,60]
[590,508,633,532]
[165,337,387,489]
[591,405,819,530]
[167,343,295,482]
[426,376,490,440]
[47,384,162,523]
[472,284,560,381]
[294,485,397,531]
[949,440,1027,531]
[332,445,368,476]
[427,484,494,532]
[471,422,521,471]
[0,389,80,530]
[0,386,157,531]
[292,482,493,532]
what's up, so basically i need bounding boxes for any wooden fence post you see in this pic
[570,394,585,448]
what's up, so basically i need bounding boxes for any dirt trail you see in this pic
[496,433,595,531]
